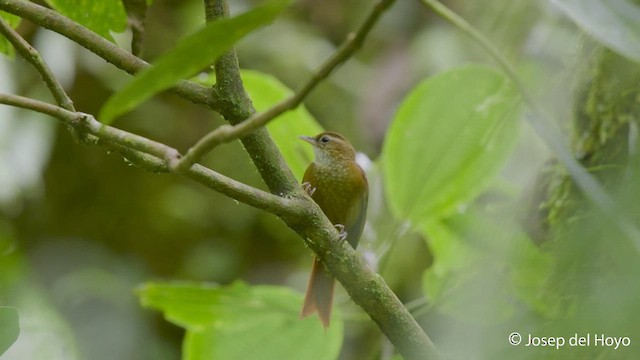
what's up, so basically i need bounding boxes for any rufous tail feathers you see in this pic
[300,257,335,328]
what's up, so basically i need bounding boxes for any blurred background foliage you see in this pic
[1,0,639,359]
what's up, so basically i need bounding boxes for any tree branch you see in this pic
[0,0,300,195]
[292,207,441,360]
[0,93,293,216]
[173,0,396,172]
[195,0,441,359]
[123,0,147,57]
[0,0,217,109]
[0,16,74,111]
[185,0,303,198]
[1,0,443,356]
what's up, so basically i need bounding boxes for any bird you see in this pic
[298,131,368,328]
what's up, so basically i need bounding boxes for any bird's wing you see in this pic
[345,189,368,249]
[344,165,368,249]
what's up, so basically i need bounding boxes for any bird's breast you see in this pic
[304,161,367,225]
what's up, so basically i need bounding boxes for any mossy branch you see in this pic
[173,0,397,172]
[0,16,74,111]
[0,0,216,108]
[0,0,443,357]
[0,93,294,215]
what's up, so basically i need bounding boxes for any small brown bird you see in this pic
[299,131,368,328]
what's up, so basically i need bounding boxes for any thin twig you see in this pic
[0,16,74,110]
[196,1,441,358]
[0,0,217,109]
[0,93,293,216]
[173,0,397,172]
[0,0,300,196]
[421,0,640,248]
[1,0,442,356]
[123,0,147,57]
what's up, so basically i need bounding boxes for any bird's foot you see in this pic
[302,182,316,196]
[334,224,347,242]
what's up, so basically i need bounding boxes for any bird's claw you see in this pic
[302,182,316,196]
[335,224,347,242]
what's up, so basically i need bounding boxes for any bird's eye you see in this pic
[320,136,330,143]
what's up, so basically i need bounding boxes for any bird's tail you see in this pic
[300,257,335,328]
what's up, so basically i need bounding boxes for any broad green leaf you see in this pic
[0,306,19,355]
[44,0,127,41]
[99,0,289,124]
[552,0,640,62]
[421,220,475,305]
[0,287,79,359]
[189,70,321,180]
[382,65,520,224]
[0,252,79,360]
[241,70,323,181]
[421,208,556,321]
[0,12,21,58]
[138,281,342,360]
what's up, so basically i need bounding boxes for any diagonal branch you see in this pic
[0,0,217,109]
[173,0,397,172]
[123,0,148,57]
[2,0,443,356]
[0,93,294,216]
[0,0,301,196]
[0,16,74,111]
[196,0,441,359]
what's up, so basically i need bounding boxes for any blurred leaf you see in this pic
[0,12,20,58]
[0,306,19,355]
[0,219,16,256]
[138,281,342,360]
[421,207,556,321]
[0,266,80,360]
[44,0,127,41]
[99,0,290,124]
[422,223,516,322]
[0,110,56,208]
[241,70,323,181]
[189,69,322,180]
[421,220,476,305]
[382,65,520,224]
[552,0,640,62]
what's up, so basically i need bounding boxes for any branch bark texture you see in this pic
[0,0,215,108]
[174,0,396,171]
[0,16,74,111]
[0,0,442,358]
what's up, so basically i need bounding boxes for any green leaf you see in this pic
[0,306,19,355]
[0,12,21,58]
[44,0,127,41]
[0,253,80,359]
[421,220,476,305]
[421,208,556,321]
[382,65,520,223]
[99,0,289,124]
[241,70,323,181]
[138,281,342,360]
[552,0,640,63]
[422,220,514,322]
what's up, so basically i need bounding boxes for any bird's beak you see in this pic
[299,135,316,146]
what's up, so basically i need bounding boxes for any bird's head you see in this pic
[299,131,356,165]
